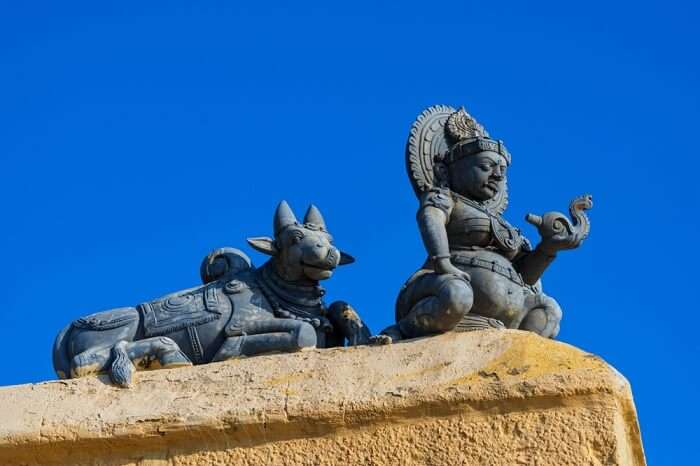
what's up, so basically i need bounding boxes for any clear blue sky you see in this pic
[1,2,697,463]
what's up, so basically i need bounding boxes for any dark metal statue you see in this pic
[381,105,592,341]
[53,201,386,387]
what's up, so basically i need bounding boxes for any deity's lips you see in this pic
[485,182,499,193]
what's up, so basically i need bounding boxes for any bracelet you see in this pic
[431,254,452,261]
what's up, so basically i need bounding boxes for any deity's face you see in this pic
[448,150,507,201]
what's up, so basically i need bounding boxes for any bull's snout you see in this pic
[298,245,339,282]
[303,245,340,270]
[325,247,341,269]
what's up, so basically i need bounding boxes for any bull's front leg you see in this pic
[212,318,317,361]
[327,301,391,346]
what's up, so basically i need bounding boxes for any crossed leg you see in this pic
[383,272,473,341]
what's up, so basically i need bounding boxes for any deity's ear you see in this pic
[246,237,278,256]
[339,251,355,265]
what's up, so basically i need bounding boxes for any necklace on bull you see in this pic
[256,263,330,330]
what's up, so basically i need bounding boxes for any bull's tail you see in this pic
[52,324,73,379]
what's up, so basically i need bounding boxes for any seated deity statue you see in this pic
[381,106,592,341]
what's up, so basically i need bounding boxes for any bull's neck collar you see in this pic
[257,261,325,308]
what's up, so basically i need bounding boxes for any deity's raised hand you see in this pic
[526,195,593,255]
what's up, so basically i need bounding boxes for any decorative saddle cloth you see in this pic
[73,307,139,331]
[138,283,225,337]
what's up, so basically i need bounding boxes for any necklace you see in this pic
[450,190,519,253]
[255,263,330,330]
[451,191,497,217]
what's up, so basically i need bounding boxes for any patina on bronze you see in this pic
[53,201,386,387]
[381,105,592,341]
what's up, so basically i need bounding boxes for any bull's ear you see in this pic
[339,251,355,265]
[247,237,278,256]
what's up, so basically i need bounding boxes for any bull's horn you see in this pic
[304,204,326,229]
[274,200,298,235]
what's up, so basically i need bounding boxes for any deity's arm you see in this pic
[417,206,451,260]
[416,189,469,280]
[514,194,593,285]
[512,244,557,286]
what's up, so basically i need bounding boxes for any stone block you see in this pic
[0,330,645,465]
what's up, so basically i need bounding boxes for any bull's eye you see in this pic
[292,232,303,244]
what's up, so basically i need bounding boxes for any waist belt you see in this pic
[451,253,526,287]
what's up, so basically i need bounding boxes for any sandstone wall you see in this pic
[0,330,645,465]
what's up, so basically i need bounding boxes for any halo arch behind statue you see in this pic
[405,105,509,215]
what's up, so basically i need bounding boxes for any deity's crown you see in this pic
[444,107,511,165]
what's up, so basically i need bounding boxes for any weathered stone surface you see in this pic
[0,330,644,465]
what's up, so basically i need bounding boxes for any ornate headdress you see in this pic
[405,105,509,214]
[444,108,511,166]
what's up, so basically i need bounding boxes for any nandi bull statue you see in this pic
[381,105,592,342]
[53,201,387,387]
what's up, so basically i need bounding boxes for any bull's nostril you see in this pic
[325,249,339,267]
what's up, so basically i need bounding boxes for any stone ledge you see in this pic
[0,330,645,465]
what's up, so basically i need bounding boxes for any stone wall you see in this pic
[0,330,645,465]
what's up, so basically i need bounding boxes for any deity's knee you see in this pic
[397,275,474,338]
[520,294,562,338]
[437,277,474,326]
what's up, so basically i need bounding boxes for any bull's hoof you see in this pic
[160,349,192,369]
[110,341,135,388]
[369,334,393,346]
[379,324,403,342]
[296,322,318,350]
[71,352,102,378]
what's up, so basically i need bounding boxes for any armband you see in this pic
[420,188,454,216]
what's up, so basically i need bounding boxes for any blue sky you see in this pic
[1,1,698,463]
